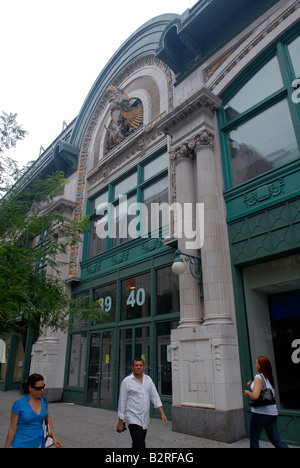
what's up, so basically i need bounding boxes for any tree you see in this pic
[0,113,107,337]
[0,111,29,192]
[0,170,91,337]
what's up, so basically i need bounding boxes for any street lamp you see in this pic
[172,249,204,298]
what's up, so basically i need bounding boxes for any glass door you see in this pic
[86,330,114,408]
[118,325,150,385]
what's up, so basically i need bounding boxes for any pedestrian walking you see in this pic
[243,356,289,448]
[117,358,168,448]
[5,373,63,448]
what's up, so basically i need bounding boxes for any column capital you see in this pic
[194,130,215,151]
[170,141,195,163]
[170,129,215,162]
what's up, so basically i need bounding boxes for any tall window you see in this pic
[219,31,300,188]
[87,150,168,259]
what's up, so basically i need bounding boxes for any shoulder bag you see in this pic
[249,374,276,408]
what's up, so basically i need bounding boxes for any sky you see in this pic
[1,0,193,169]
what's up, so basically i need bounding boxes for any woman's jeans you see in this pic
[250,413,289,448]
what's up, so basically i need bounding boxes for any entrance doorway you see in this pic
[86,330,114,408]
[65,260,180,415]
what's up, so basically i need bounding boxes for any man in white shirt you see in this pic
[117,358,168,448]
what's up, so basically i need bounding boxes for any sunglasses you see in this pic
[32,384,46,391]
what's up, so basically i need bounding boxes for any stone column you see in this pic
[170,144,202,328]
[191,130,233,325]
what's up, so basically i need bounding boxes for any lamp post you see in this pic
[172,249,204,298]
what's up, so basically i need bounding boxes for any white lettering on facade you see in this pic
[291,339,300,364]
[291,79,300,104]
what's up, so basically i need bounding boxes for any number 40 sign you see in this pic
[126,288,146,308]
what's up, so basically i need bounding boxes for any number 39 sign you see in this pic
[96,296,112,312]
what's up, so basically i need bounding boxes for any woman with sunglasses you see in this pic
[5,373,63,448]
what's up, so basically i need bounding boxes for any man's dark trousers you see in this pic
[129,424,147,448]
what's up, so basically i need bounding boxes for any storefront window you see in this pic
[243,255,300,411]
[135,326,150,366]
[72,293,89,329]
[269,291,300,410]
[119,329,133,381]
[121,273,151,321]
[68,333,87,388]
[157,266,180,315]
[157,321,178,395]
[118,326,150,384]
[0,337,8,381]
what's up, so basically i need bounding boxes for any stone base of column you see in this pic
[172,405,246,443]
[170,323,245,442]
[178,317,203,328]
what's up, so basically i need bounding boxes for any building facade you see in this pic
[2,0,299,445]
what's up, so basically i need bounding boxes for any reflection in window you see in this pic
[288,36,300,77]
[157,321,179,395]
[118,326,150,383]
[112,194,137,248]
[92,191,109,214]
[121,273,151,321]
[68,333,87,387]
[228,100,298,186]
[89,217,107,257]
[72,293,89,329]
[0,338,6,380]
[144,152,168,180]
[143,177,169,236]
[114,172,137,199]
[225,57,283,121]
[269,291,300,410]
[135,326,150,369]
[93,283,117,324]
[157,266,180,315]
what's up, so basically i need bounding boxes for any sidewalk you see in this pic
[0,390,289,449]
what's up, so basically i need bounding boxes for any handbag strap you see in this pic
[260,373,267,390]
[42,396,49,426]
[260,373,275,397]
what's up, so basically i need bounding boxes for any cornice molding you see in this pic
[157,88,222,137]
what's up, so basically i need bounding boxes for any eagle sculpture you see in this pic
[105,86,143,154]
